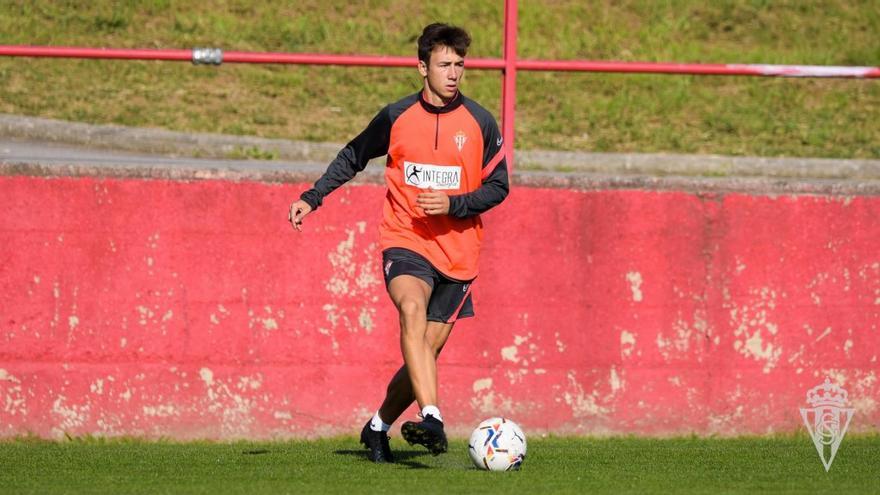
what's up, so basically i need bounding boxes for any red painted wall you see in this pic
[1,175,878,438]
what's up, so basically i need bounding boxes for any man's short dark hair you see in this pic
[417,23,471,64]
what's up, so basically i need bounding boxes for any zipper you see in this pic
[434,113,439,150]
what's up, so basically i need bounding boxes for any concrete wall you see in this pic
[1,174,878,439]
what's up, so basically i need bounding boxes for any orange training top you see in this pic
[300,91,509,281]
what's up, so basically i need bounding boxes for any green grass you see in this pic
[1,435,879,494]
[224,145,280,161]
[0,1,879,158]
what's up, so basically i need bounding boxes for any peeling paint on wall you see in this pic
[0,369,27,418]
[626,272,644,302]
[562,371,609,419]
[1,177,879,438]
[729,288,784,373]
[620,330,637,358]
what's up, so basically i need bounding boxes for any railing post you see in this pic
[502,0,518,174]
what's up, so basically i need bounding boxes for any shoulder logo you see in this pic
[496,136,503,147]
[454,130,467,152]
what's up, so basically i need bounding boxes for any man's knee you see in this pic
[396,297,426,320]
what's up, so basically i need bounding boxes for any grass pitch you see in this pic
[1,434,878,494]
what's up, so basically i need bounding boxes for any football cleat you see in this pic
[360,421,394,463]
[401,414,448,455]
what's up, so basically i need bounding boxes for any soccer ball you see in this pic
[468,417,527,471]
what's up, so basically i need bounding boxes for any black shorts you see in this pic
[382,248,475,323]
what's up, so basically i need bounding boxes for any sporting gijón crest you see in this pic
[454,130,467,152]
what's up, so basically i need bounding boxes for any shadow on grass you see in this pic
[334,449,434,469]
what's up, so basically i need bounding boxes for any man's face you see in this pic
[419,45,465,103]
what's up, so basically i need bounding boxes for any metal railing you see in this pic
[2,0,878,171]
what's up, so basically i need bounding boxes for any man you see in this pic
[288,23,509,462]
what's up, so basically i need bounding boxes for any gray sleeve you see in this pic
[299,106,392,210]
[448,161,509,218]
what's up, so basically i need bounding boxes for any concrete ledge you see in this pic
[3,113,879,181]
[3,160,879,197]
[518,150,880,181]
[0,113,342,163]
[514,170,880,196]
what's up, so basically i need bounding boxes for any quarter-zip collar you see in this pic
[418,90,463,114]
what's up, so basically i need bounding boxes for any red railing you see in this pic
[2,0,879,171]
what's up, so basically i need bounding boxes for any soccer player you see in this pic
[288,23,509,462]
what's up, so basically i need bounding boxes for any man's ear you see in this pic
[418,59,428,78]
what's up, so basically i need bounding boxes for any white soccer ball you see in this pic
[468,417,527,471]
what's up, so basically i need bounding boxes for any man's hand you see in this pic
[416,189,450,215]
[288,200,313,231]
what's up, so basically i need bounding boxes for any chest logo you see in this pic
[454,130,467,152]
[404,161,462,190]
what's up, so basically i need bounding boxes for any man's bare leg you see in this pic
[385,275,449,454]
[378,321,454,425]
[387,275,437,409]
[361,307,453,461]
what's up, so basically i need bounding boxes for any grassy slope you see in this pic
[1,435,879,495]
[0,1,878,158]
